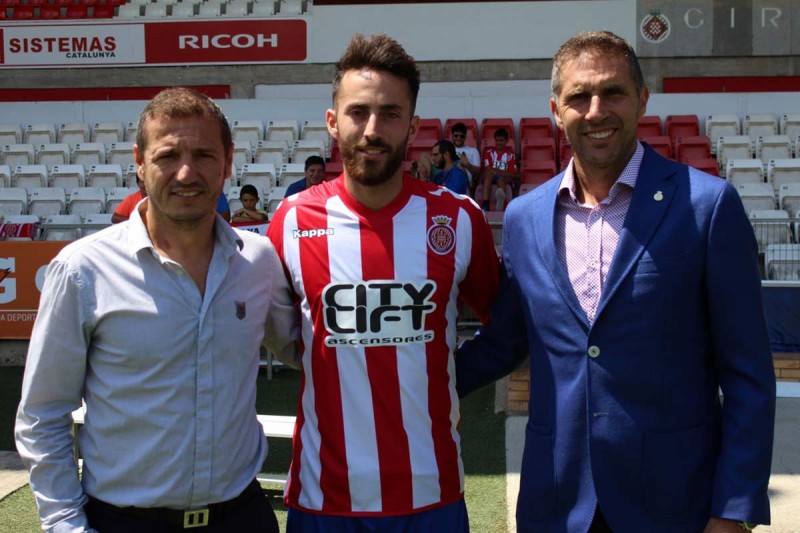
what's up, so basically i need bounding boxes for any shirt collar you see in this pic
[558,141,645,203]
[127,198,244,258]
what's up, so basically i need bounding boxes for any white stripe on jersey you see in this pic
[327,194,383,513]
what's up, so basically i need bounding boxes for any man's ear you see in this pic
[326,108,338,141]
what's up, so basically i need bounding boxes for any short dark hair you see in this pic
[551,30,645,99]
[304,155,326,171]
[136,87,232,153]
[240,184,259,198]
[451,122,467,135]
[494,128,509,140]
[332,33,420,113]
[435,140,458,162]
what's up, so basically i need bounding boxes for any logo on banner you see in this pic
[427,215,456,255]
[640,10,671,44]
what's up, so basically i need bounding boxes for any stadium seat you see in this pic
[90,4,114,18]
[68,187,106,216]
[405,139,437,167]
[224,0,248,16]
[291,139,325,164]
[685,157,720,177]
[481,118,516,150]
[300,120,331,155]
[705,114,740,154]
[767,159,800,191]
[266,120,299,144]
[254,140,288,167]
[58,122,90,145]
[38,5,61,19]
[665,114,700,141]
[1,143,35,167]
[49,164,86,194]
[87,164,124,192]
[116,3,141,17]
[64,4,88,18]
[232,140,253,169]
[143,2,167,17]
[123,164,138,187]
[0,165,11,188]
[717,135,753,173]
[725,159,765,186]
[765,244,800,281]
[231,119,264,144]
[278,164,305,188]
[779,114,800,142]
[106,187,136,214]
[520,137,556,162]
[444,118,479,148]
[197,0,221,16]
[28,187,67,218]
[559,139,573,170]
[240,163,276,191]
[81,213,114,237]
[324,161,343,181]
[91,122,124,144]
[416,118,443,143]
[72,142,106,168]
[519,160,557,186]
[124,121,138,142]
[642,136,672,159]
[750,209,792,253]
[1,215,40,240]
[278,0,303,15]
[107,142,134,167]
[756,135,792,165]
[743,113,778,142]
[267,187,287,217]
[778,183,800,217]
[329,140,340,162]
[673,136,711,166]
[24,123,56,145]
[10,5,34,19]
[0,188,29,217]
[0,124,22,145]
[735,183,777,215]
[636,116,663,138]
[35,143,70,167]
[41,214,82,241]
[251,0,275,16]
[519,117,553,141]
[13,164,48,192]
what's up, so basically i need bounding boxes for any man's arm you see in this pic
[263,220,301,368]
[704,182,776,526]
[15,261,93,533]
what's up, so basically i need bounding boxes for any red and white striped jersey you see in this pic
[482,146,517,173]
[267,175,499,516]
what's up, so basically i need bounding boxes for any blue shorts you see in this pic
[286,498,469,533]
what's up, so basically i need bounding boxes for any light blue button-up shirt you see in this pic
[15,201,298,533]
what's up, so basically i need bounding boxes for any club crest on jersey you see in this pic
[322,280,437,347]
[427,215,456,255]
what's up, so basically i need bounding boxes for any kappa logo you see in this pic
[293,227,334,239]
[427,215,456,255]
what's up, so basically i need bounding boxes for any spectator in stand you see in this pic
[217,192,231,223]
[480,127,517,211]
[430,140,469,195]
[231,184,268,223]
[16,87,297,533]
[450,122,481,188]
[284,155,326,197]
[111,175,147,223]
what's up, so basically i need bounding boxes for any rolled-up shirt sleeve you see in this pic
[15,259,92,533]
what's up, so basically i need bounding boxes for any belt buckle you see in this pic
[183,508,209,528]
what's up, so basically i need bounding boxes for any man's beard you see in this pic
[340,137,407,187]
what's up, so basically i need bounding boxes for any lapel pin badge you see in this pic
[653,191,664,201]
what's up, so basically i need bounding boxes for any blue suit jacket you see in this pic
[457,146,776,533]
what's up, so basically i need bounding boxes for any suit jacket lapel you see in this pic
[595,147,678,320]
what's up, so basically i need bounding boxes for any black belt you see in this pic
[87,479,263,529]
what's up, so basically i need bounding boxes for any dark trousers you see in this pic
[85,480,279,533]
[588,506,613,533]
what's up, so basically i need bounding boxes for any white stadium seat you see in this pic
[1,144,35,167]
[291,139,325,164]
[224,0,248,16]
[124,121,139,142]
[717,136,753,173]
[0,187,29,217]
[756,135,792,165]
[106,187,137,214]
[705,114,740,154]
[743,113,778,142]
[198,2,222,17]
[0,124,22,145]
[28,187,67,218]
[35,143,70,167]
[749,209,792,253]
[779,114,800,143]
[251,0,275,16]
[279,163,304,188]
[231,120,264,144]
[143,2,168,17]
[767,159,800,192]
[81,213,114,237]
[735,183,776,215]
[87,164,124,192]
[58,122,90,145]
[725,159,764,187]
[266,186,287,217]
[91,122,124,144]
[0,165,11,188]
[68,187,107,217]
[12,164,48,192]
[171,2,196,16]
[72,143,106,168]
[266,120,299,145]
[107,142,135,167]
[233,140,253,169]
[23,123,56,145]
[254,140,288,167]
[240,163,276,192]
[41,214,82,241]
[765,244,800,281]
[778,183,800,218]
[124,164,138,188]
[49,164,86,194]
[301,120,332,155]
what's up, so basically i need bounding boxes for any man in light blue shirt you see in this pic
[15,87,297,533]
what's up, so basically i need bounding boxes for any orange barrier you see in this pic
[0,241,68,339]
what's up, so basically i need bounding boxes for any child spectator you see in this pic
[231,184,268,223]
[480,127,517,211]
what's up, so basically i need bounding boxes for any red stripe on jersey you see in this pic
[425,200,462,503]
[360,217,414,513]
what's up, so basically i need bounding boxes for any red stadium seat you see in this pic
[324,161,343,181]
[102,0,126,5]
[444,118,479,148]
[64,4,88,18]
[520,160,557,186]
[520,137,556,163]
[415,118,442,143]
[674,135,712,165]
[11,5,34,18]
[519,117,554,141]
[558,138,572,170]
[0,0,20,6]
[27,0,47,6]
[685,157,720,177]
[405,138,437,165]
[37,4,61,18]
[329,141,341,163]
[637,116,663,138]
[91,4,114,17]
[481,118,516,150]
[665,114,700,141]
[642,136,673,159]
[77,0,99,5]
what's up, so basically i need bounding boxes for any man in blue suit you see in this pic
[456,31,775,533]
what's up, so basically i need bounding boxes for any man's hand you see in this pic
[703,517,748,533]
